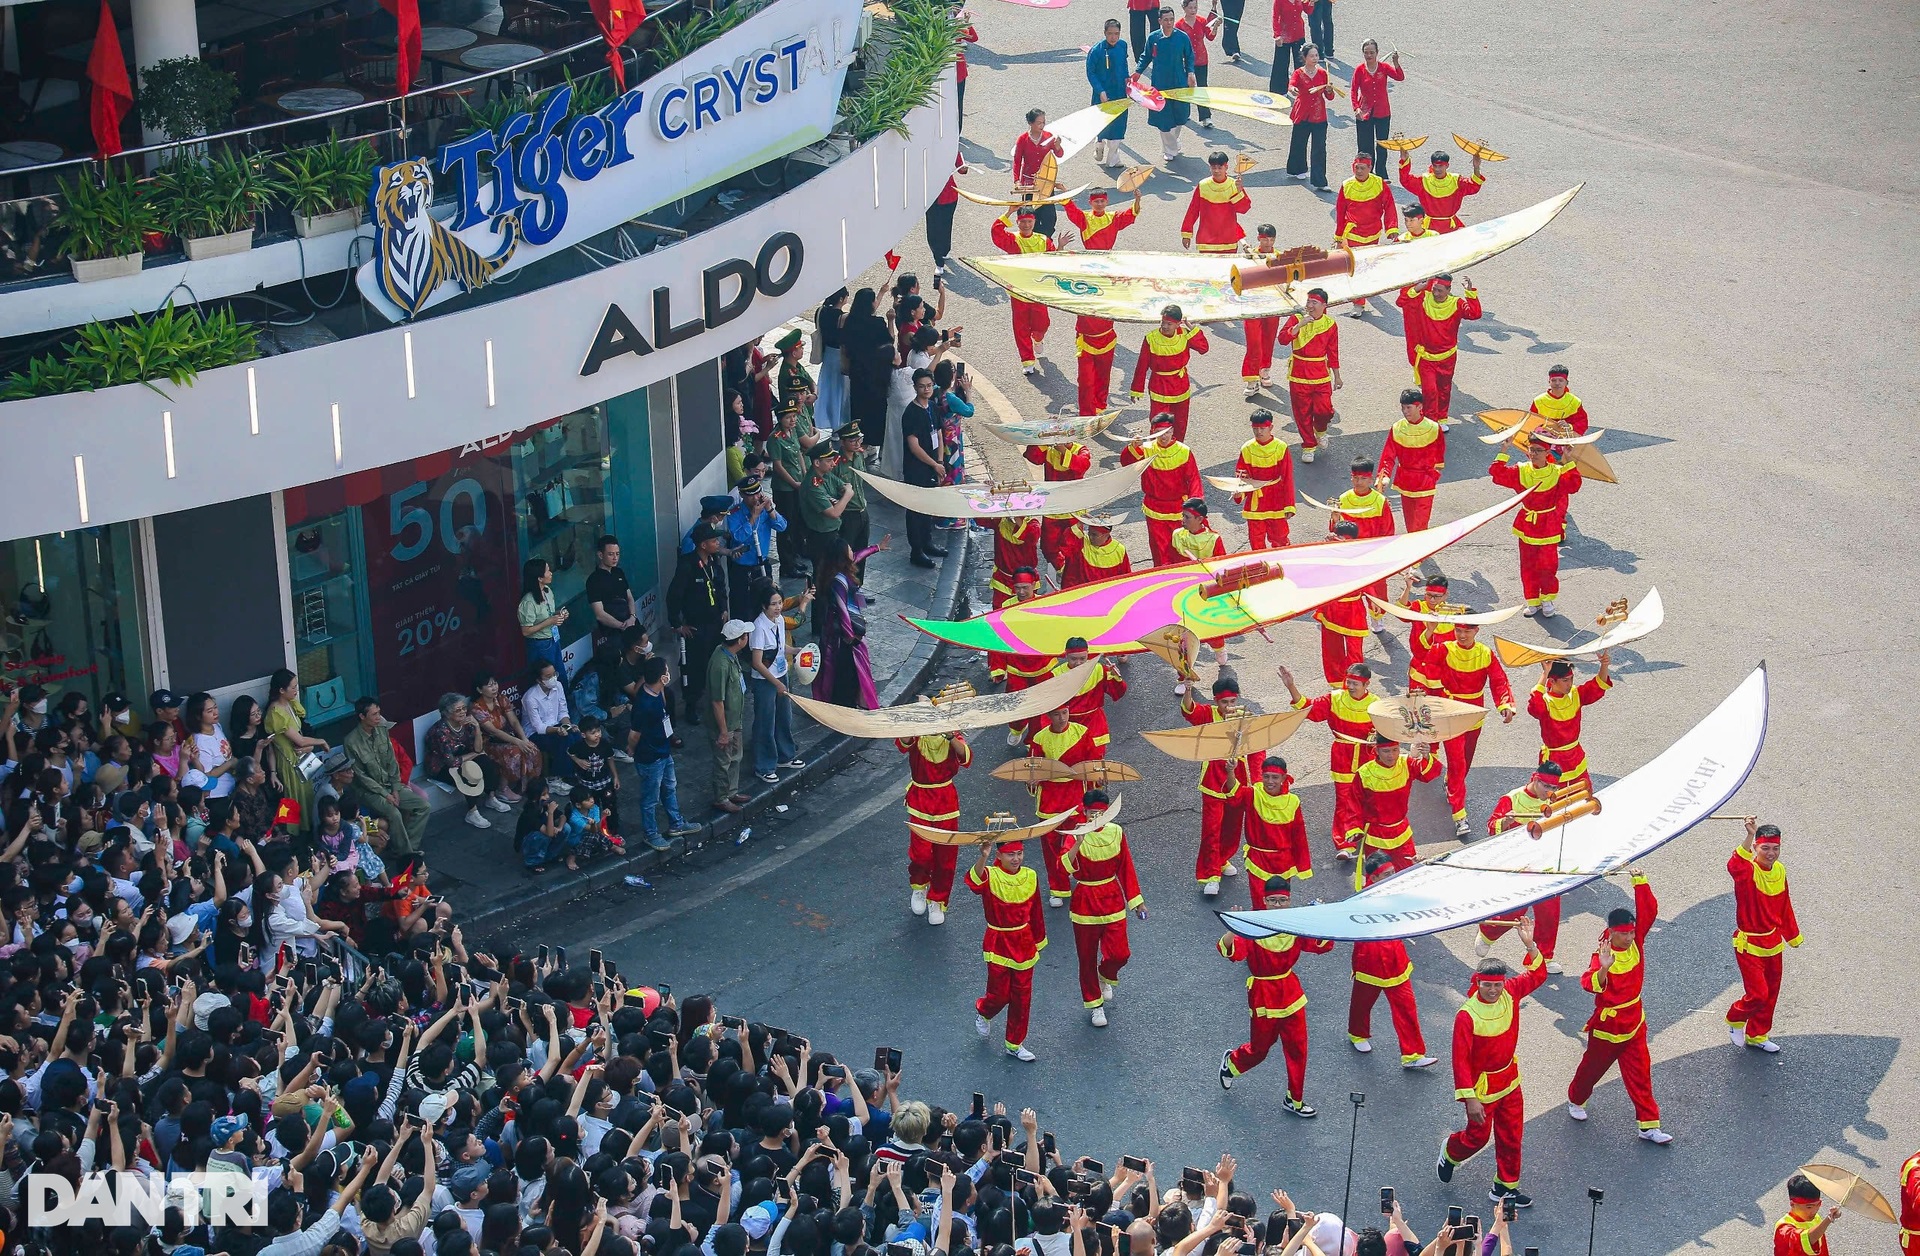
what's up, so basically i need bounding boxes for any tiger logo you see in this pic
[370,159,519,319]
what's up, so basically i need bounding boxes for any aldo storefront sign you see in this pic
[356,0,860,322]
[579,232,802,375]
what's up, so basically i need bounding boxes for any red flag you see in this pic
[588,0,643,90]
[884,250,903,271]
[377,0,422,95]
[85,0,132,158]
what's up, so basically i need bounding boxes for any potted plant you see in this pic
[139,56,240,142]
[163,150,280,258]
[54,165,158,282]
[274,137,376,238]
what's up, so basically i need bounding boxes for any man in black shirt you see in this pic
[585,535,637,651]
[899,368,948,568]
[668,524,730,711]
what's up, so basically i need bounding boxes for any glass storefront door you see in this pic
[0,525,150,713]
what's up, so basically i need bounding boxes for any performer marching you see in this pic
[1335,154,1398,317]
[1397,148,1485,233]
[1333,457,1395,622]
[1349,851,1438,1068]
[1181,673,1257,895]
[1064,512,1135,587]
[1279,660,1377,858]
[986,568,1051,745]
[968,837,1048,1062]
[1010,107,1066,237]
[1021,439,1091,577]
[1529,363,1590,434]
[1171,497,1228,562]
[1528,654,1611,792]
[1027,705,1101,906]
[1775,1177,1842,1256]
[1062,788,1146,1027]
[1726,817,1802,1053]
[1182,152,1254,253]
[1421,617,1517,837]
[1138,5,1198,164]
[1243,755,1311,905]
[897,729,972,927]
[1240,225,1281,396]
[1084,20,1132,168]
[1309,521,1368,685]
[1396,273,1481,429]
[1120,413,1205,565]
[1354,734,1440,885]
[1475,762,1568,971]
[1438,918,1547,1209]
[989,514,1042,610]
[1401,571,1455,697]
[1277,289,1341,460]
[1899,1146,1919,1255]
[1129,306,1210,442]
[1566,870,1674,1143]
[1065,186,1142,413]
[1235,409,1296,550]
[1216,887,1334,1115]
[1377,386,1446,532]
[1489,435,1582,616]
[1047,635,1128,750]
[989,205,1058,375]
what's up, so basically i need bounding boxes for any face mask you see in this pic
[237,916,252,931]
[542,678,557,691]
[62,938,82,954]
[31,700,47,715]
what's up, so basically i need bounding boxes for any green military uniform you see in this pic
[779,357,815,414]
[828,450,871,579]
[343,721,433,857]
[799,452,847,573]
[704,642,748,801]
[767,424,808,576]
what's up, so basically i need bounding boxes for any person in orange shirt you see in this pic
[1348,851,1438,1069]
[1215,895,1335,1116]
[1376,386,1446,532]
[1242,755,1310,905]
[1181,152,1253,253]
[1119,414,1205,564]
[1240,225,1282,397]
[1396,273,1481,429]
[989,204,1058,374]
[1396,148,1484,232]
[1420,618,1516,837]
[1021,440,1092,576]
[1277,289,1341,460]
[1566,871,1673,1144]
[1437,918,1546,1209]
[897,729,972,926]
[1279,659,1375,856]
[1528,363,1590,434]
[1334,154,1397,317]
[1353,734,1440,885]
[988,515,1040,610]
[1489,436,1582,616]
[1182,673,1259,895]
[1775,1176,1841,1256]
[1027,704,1101,904]
[1063,512,1134,587]
[1726,817,1803,1053]
[1062,787,1146,1027]
[1046,635,1127,749]
[1170,497,1228,562]
[967,837,1048,1062]
[1064,187,1143,414]
[1234,409,1295,549]
[1129,307,1210,441]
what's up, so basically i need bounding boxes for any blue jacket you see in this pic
[726,501,786,568]
[1139,28,1193,86]
[1086,38,1129,104]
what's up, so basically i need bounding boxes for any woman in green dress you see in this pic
[264,668,330,834]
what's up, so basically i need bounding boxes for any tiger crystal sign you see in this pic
[356,0,863,321]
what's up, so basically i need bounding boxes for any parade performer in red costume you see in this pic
[1437,919,1547,1209]
[1119,414,1205,565]
[1566,871,1673,1144]
[1235,409,1296,549]
[968,838,1047,1062]
[1348,851,1438,1068]
[1129,306,1210,441]
[1062,787,1145,1027]
[1216,892,1334,1116]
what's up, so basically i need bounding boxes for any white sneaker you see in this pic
[910,888,928,916]
[1546,959,1564,975]
[1539,597,1557,617]
[1350,1038,1373,1054]
[1021,363,1038,376]
[1474,934,1492,958]
[927,904,946,926]
[612,749,634,763]
[1202,882,1220,897]
[1102,981,1116,1003]
[1091,1006,1108,1027]
[1259,371,1272,386]
[1454,817,1473,839]
[1566,1103,1588,1122]
[1754,1038,1781,1053]
[1244,386,1260,401]
[1008,1044,1037,1062]
[486,794,513,813]
[1221,861,1239,877]
[1729,1025,1743,1047]
[464,810,492,829]
[1007,727,1025,746]
[975,1013,992,1037]
[1404,1055,1438,1069]
[1048,895,1067,908]
[1639,1127,1674,1145]
[1302,447,1316,463]
[1438,417,1455,431]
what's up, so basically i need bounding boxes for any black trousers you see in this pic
[925,198,957,270]
[840,507,871,581]
[1193,63,1211,121]
[809,525,846,580]
[1287,119,1327,188]
[957,77,966,129]
[1129,9,1151,63]
[1218,0,1243,57]
[772,488,805,572]
[1309,0,1332,58]
[1356,113,1391,175]
[1269,40,1304,92]
[728,562,768,622]
[906,510,937,559]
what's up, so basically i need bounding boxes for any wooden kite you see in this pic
[908,810,1077,847]
[1493,588,1664,667]
[1142,708,1307,763]
[1796,1165,1898,1224]
[1366,596,1524,626]
[990,758,1144,786]
[856,463,1141,520]
[983,408,1125,447]
[1369,694,1489,743]
[790,660,1101,737]
[1476,408,1618,484]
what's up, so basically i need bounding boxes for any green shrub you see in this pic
[0,305,259,401]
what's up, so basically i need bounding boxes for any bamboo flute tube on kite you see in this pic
[1230,247,1358,293]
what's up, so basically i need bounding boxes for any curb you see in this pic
[452,526,973,938]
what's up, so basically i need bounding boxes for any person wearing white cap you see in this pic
[706,621,754,814]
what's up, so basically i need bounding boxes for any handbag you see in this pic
[296,750,326,782]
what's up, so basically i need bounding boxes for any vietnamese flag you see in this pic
[377,0,422,95]
[589,0,643,89]
[85,0,132,157]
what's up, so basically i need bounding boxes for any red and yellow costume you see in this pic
[1218,930,1334,1100]
[1774,1212,1831,1256]
[1064,200,1138,414]
[989,212,1056,368]
[1377,416,1446,532]
[1235,435,1295,550]
[1063,524,1133,588]
[1403,594,1455,696]
[1726,843,1801,1047]
[988,516,1040,609]
[1526,670,1609,790]
[1028,720,1100,896]
[1240,243,1280,385]
[1489,453,1582,607]
[1021,443,1092,573]
[1477,784,1563,960]
[1333,486,1395,605]
[1396,157,1483,232]
[1242,777,1310,905]
[1529,387,1590,435]
[1180,174,1252,252]
[1129,326,1211,442]
[1442,954,1548,1193]
[1897,1148,1919,1255]
[1185,699,1259,888]
[1170,523,1227,563]
[1277,312,1339,450]
[1314,589,1368,688]
[897,733,972,909]
[1119,438,1205,565]
[1567,875,1661,1129]
[1062,821,1143,1008]
[987,646,1052,744]
[1422,638,1515,822]
[1335,169,1399,245]
[1046,654,1127,748]
[1395,280,1481,424]
[1348,934,1428,1063]
[1297,688,1376,849]
[1355,751,1440,881]
[967,859,1047,1051]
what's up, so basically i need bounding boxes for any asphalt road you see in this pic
[516,2,1920,1250]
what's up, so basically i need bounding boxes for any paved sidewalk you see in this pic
[429,496,971,935]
